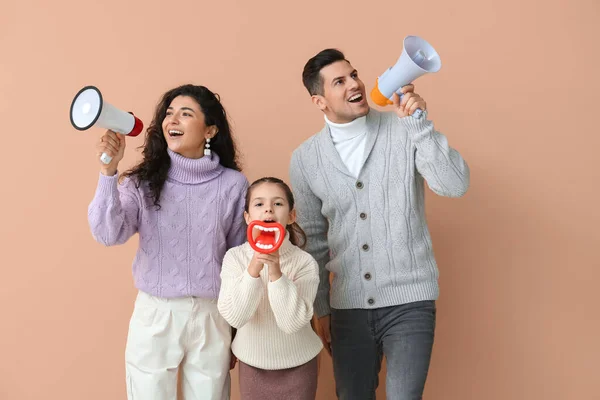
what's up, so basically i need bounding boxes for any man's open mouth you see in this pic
[348,93,363,103]
[247,220,285,253]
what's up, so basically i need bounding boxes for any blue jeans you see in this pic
[331,300,436,400]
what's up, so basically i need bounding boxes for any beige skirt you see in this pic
[238,357,319,400]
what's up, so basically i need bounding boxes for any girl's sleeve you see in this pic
[218,249,264,329]
[267,254,319,334]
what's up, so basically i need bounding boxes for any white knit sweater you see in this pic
[217,238,323,370]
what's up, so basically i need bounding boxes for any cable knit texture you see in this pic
[289,109,470,317]
[217,238,323,370]
[88,148,249,299]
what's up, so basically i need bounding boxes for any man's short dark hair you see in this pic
[302,49,349,96]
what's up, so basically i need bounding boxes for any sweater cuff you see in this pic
[96,172,120,202]
[242,269,264,289]
[267,273,293,296]
[398,110,432,134]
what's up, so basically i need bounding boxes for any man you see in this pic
[288,48,470,400]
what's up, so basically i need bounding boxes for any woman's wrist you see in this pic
[100,167,117,176]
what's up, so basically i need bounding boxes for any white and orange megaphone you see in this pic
[370,36,441,119]
[70,85,144,164]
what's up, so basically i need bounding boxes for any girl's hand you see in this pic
[256,251,282,282]
[247,252,265,278]
[97,130,125,176]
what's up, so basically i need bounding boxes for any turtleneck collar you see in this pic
[166,148,224,184]
[325,114,368,141]
[277,231,295,256]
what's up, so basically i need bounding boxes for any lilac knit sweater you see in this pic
[88,149,249,299]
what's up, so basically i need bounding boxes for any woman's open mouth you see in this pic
[168,129,183,137]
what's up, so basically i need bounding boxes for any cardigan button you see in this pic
[356,181,364,189]
[364,273,371,280]
[368,298,375,305]
[362,244,369,251]
[360,212,367,220]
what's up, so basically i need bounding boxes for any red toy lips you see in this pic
[247,220,285,254]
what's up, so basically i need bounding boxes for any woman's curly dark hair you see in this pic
[121,84,241,209]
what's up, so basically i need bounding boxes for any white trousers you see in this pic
[125,290,232,400]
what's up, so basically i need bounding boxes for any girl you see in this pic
[88,84,248,400]
[217,177,323,400]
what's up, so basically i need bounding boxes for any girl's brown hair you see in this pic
[245,177,307,249]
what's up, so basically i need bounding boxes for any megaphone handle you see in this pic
[100,153,113,164]
[398,93,423,119]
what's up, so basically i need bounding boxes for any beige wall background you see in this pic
[1,0,598,399]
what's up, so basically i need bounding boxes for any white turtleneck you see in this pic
[325,115,368,178]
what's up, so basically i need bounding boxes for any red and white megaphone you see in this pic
[370,36,441,119]
[247,220,285,254]
[70,85,144,164]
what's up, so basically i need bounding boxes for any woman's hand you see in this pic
[97,130,125,176]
